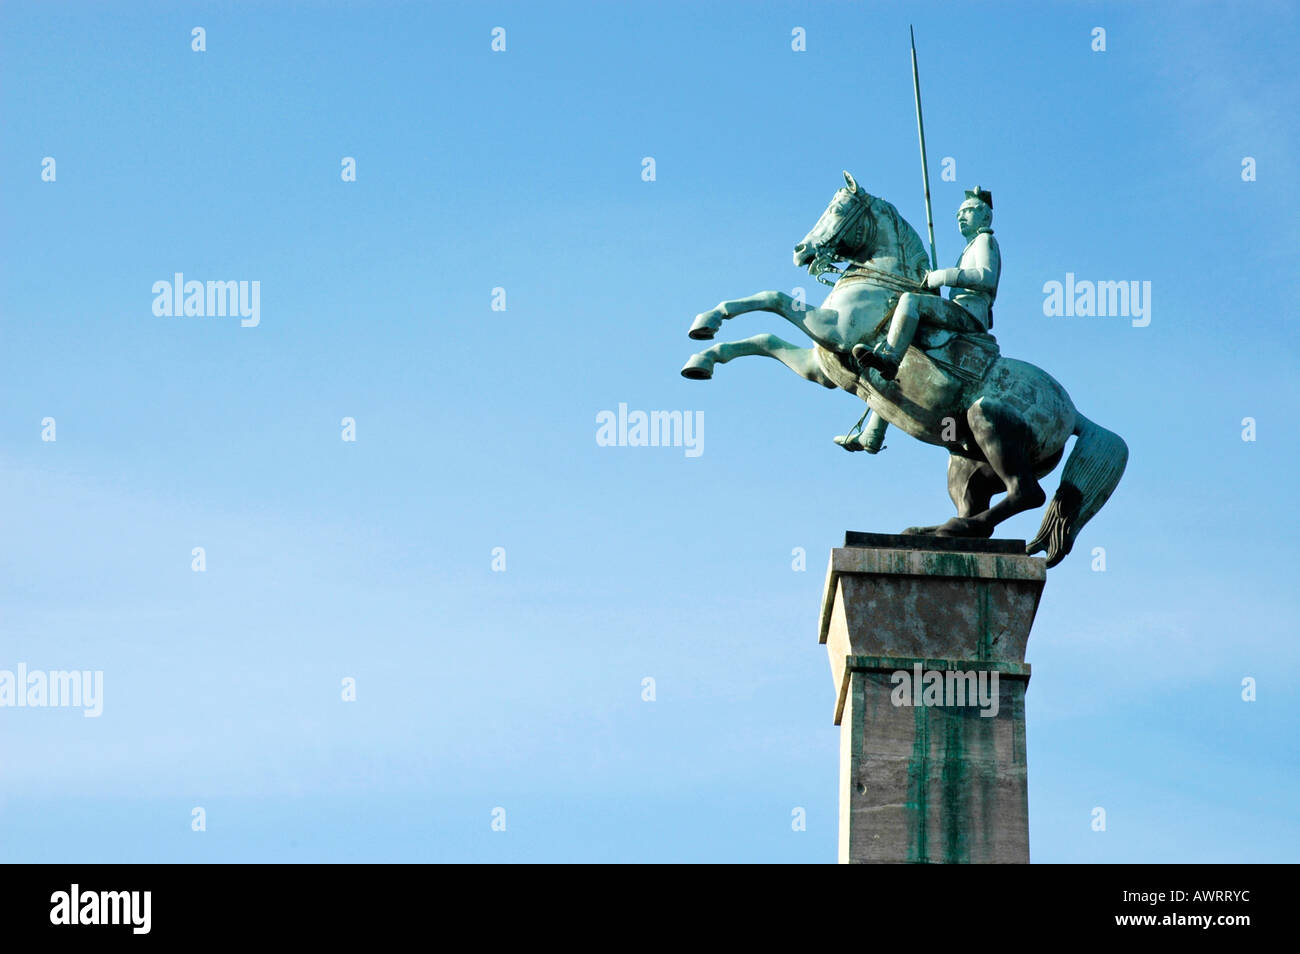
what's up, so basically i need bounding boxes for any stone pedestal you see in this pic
[819,532,1047,864]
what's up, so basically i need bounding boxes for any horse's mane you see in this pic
[868,195,931,280]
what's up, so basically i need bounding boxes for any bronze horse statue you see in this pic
[680,172,1127,567]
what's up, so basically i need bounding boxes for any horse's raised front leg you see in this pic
[681,333,834,387]
[688,290,842,349]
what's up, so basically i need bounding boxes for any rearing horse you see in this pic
[680,171,1127,567]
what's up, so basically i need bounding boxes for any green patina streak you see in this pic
[976,581,992,660]
[922,552,978,580]
[906,702,930,863]
[980,707,998,858]
[940,710,971,863]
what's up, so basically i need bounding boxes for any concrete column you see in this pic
[819,532,1047,864]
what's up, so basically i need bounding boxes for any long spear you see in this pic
[910,26,938,271]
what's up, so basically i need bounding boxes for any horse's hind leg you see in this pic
[950,455,1005,517]
[904,454,1004,533]
[681,334,834,387]
[932,399,1046,537]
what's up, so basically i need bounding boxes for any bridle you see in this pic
[808,191,925,295]
[808,189,877,286]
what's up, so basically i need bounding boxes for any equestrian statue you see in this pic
[679,170,1127,568]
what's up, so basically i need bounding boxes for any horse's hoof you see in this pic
[688,311,722,340]
[931,517,993,539]
[680,354,714,380]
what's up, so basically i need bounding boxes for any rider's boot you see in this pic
[852,295,920,381]
[852,342,904,381]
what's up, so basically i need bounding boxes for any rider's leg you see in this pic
[860,410,889,452]
[853,292,921,380]
[834,409,889,453]
[854,295,986,381]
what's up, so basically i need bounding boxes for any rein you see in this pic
[836,262,925,294]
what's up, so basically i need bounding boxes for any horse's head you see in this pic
[793,171,879,285]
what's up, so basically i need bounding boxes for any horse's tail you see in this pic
[1027,413,1128,568]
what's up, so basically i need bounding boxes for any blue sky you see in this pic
[1,0,1297,862]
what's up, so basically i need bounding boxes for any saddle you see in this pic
[914,326,1001,385]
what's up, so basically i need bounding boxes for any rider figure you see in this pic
[853,187,1000,381]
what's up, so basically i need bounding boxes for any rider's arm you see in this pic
[946,233,1000,292]
[925,234,1000,292]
